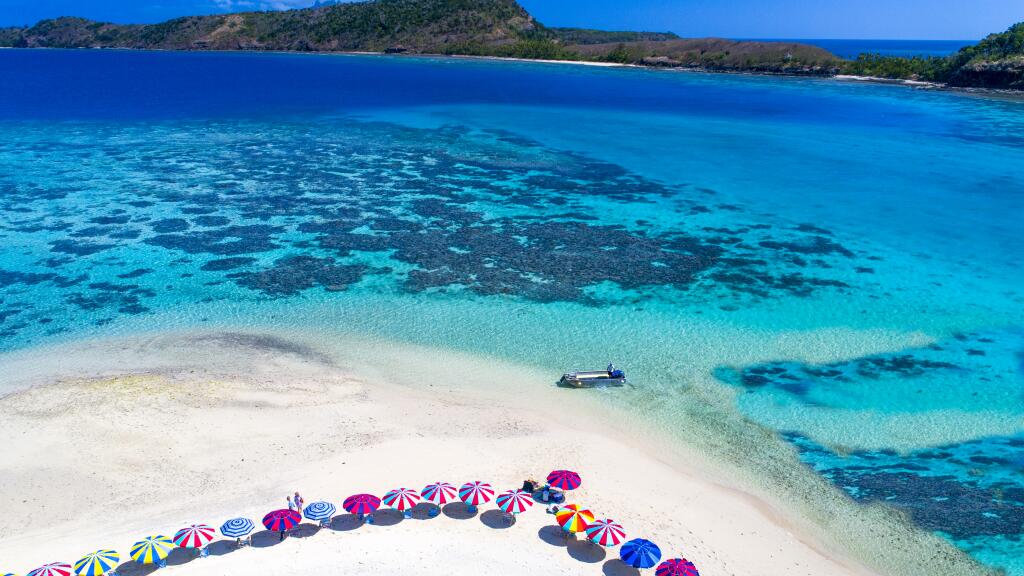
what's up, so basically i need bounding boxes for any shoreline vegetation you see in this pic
[0,0,1021,91]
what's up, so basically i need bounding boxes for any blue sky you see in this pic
[0,0,1019,39]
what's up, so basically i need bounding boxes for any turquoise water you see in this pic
[1,49,1023,572]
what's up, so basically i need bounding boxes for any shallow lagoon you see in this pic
[1,49,1022,572]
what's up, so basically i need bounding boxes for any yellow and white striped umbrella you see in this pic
[73,550,119,576]
[130,535,174,564]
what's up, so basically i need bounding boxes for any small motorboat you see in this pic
[558,363,627,388]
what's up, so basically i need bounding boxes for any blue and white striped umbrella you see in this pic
[220,517,255,538]
[303,501,336,522]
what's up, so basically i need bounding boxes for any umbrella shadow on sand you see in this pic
[328,513,364,532]
[538,525,568,547]
[251,530,285,548]
[165,548,198,566]
[442,502,477,520]
[568,540,607,563]
[367,508,404,527]
[290,523,321,538]
[205,539,242,557]
[480,510,515,529]
[114,562,157,576]
[409,502,441,521]
[602,559,641,576]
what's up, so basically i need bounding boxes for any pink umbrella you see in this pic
[28,564,72,576]
[173,524,216,550]
[383,487,421,517]
[586,518,627,547]
[495,489,534,515]
[458,481,495,512]
[421,482,458,505]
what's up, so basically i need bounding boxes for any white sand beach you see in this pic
[0,330,986,576]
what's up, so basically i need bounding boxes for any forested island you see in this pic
[1,0,1021,89]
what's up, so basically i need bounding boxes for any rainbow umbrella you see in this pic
[73,550,119,576]
[495,489,534,515]
[421,482,458,506]
[382,487,421,512]
[586,518,626,547]
[458,481,494,511]
[220,517,254,538]
[262,509,302,532]
[656,558,700,576]
[174,524,215,549]
[130,535,174,565]
[555,503,595,534]
[27,564,72,576]
[620,539,662,569]
[343,494,381,515]
[304,501,337,522]
[547,470,582,491]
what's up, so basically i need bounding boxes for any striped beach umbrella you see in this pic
[620,539,662,569]
[343,494,381,515]
[304,501,336,522]
[382,488,421,512]
[458,481,495,507]
[656,558,700,576]
[495,489,534,515]
[174,524,215,549]
[220,517,255,538]
[421,482,458,505]
[130,535,174,564]
[262,509,302,532]
[547,470,582,491]
[555,503,595,533]
[586,518,626,547]
[27,564,72,576]
[73,550,119,576]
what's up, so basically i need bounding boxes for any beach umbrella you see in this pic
[220,517,255,538]
[343,494,381,515]
[382,487,421,512]
[495,489,534,515]
[27,564,72,576]
[262,509,302,532]
[174,523,215,549]
[656,558,700,576]
[620,539,662,569]
[555,503,595,533]
[130,535,174,564]
[304,501,337,522]
[421,482,458,506]
[458,481,495,507]
[547,470,582,491]
[586,518,626,547]
[73,550,119,576]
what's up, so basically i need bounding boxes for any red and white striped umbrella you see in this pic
[173,524,216,549]
[586,518,627,547]
[382,487,421,511]
[28,563,72,576]
[458,481,495,506]
[495,489,534,515]
[421,482,458,505]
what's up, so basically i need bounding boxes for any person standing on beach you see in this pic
[294,491,305,513]
[287,495,295,511]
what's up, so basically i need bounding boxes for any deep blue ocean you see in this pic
[748,38,977,59]
[1,49,1022,573]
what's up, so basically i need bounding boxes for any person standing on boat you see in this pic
[607,363,615,376]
